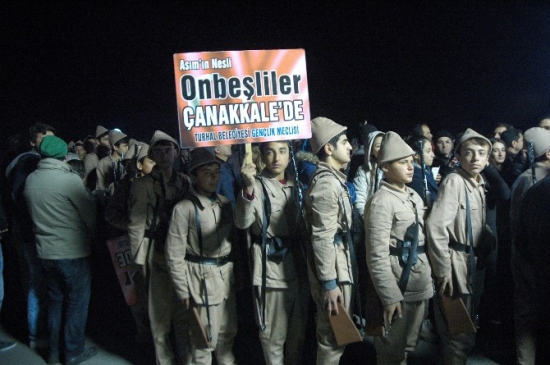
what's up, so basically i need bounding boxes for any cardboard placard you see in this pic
[329,303,363,346]
[189,305,211,349]
[440,294,477,335]
[106,235,137,306]
[173,49,311,148]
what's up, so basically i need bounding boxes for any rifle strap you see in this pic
[397,202,419,294]
[464,185,476,291]
[258,177,270,332]
[312,168,365,336]
[191,198,213,342]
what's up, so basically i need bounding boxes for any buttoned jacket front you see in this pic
[426,167,486,294]
[234,172,302,288]
[127,167,191,266]
[305,162,353,286]
[364,181,432,306]
[165,192,234,306]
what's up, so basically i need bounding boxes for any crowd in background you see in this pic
[0,115,549,365]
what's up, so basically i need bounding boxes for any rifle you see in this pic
[288,142,308,261]
[418,139,431,209]
[133,143,140,178]
[527,140,537,185]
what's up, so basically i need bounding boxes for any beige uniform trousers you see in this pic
[310,282,352,365]
[192,291,237,365]
[258,279,309,365]
[148,252,189,365]
[433,294,476,365]
[374,300,425,365]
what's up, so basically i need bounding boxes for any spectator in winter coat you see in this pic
[24,135,97,365]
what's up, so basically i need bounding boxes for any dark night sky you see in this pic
[2,1,550,145]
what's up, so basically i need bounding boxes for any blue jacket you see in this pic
[407,165,438,206]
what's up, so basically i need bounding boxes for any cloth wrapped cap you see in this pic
[524,127,550,158]
[67,141,75,150]
[108,130,127,146]
[149,130,180,156]
[378,131,415,164]
[40,135,68,160]
[95,125,109,139]
[189,148,220,173]
[433,130,454,142]
[454,128,492,154]
[309,117,347,155]
[123,139,140,160]
[137,143,150,161]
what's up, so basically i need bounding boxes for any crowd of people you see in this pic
[0,115,549,365]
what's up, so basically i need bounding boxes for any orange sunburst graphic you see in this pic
[173,49,310,148]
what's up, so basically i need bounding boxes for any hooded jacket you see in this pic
[352,131,385,217]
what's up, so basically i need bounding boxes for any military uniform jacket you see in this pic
[426,167,486,295]
[305,162,353,288]
[234,172,302,289]
[127,167,191,267]
[96,154,123,193]
[165,192,234,306]
[364,181,433,306]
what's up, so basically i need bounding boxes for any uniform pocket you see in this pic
[188,264,224,306]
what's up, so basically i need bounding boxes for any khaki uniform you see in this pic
[104,175,132,231]
[82,152,99,183]
[365,181,433,364]
[234,172,308,365]
[305,162,354,365]
[166,192,237,365]
[128,167,191,365]
[426,168,487,364]
[96,154,122,194]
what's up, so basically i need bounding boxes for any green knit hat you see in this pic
[40,135,68,160]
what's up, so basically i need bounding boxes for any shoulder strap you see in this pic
[311,168,365,336]
[190,199,213,342]
[464,185,476,287]
[256,176,270,331]
[397,203,419,294]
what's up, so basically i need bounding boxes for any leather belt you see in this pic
[449,241,478,256]
[389,245,425,256]
[185,253,231,266]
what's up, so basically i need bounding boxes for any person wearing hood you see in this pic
[96,129,130,196]
[127,130,192,365]
[353,130,385,218]
[24,135,97,365]
[405,134,438,207]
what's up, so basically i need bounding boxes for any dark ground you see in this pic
[1,236,516,365]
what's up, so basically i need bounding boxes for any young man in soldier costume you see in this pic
[128,130,191,365]
[426,128,493,364]
[304,117,354,365]
[166,148,237,365]
[364,132,433,364]
[235,140,308,365]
